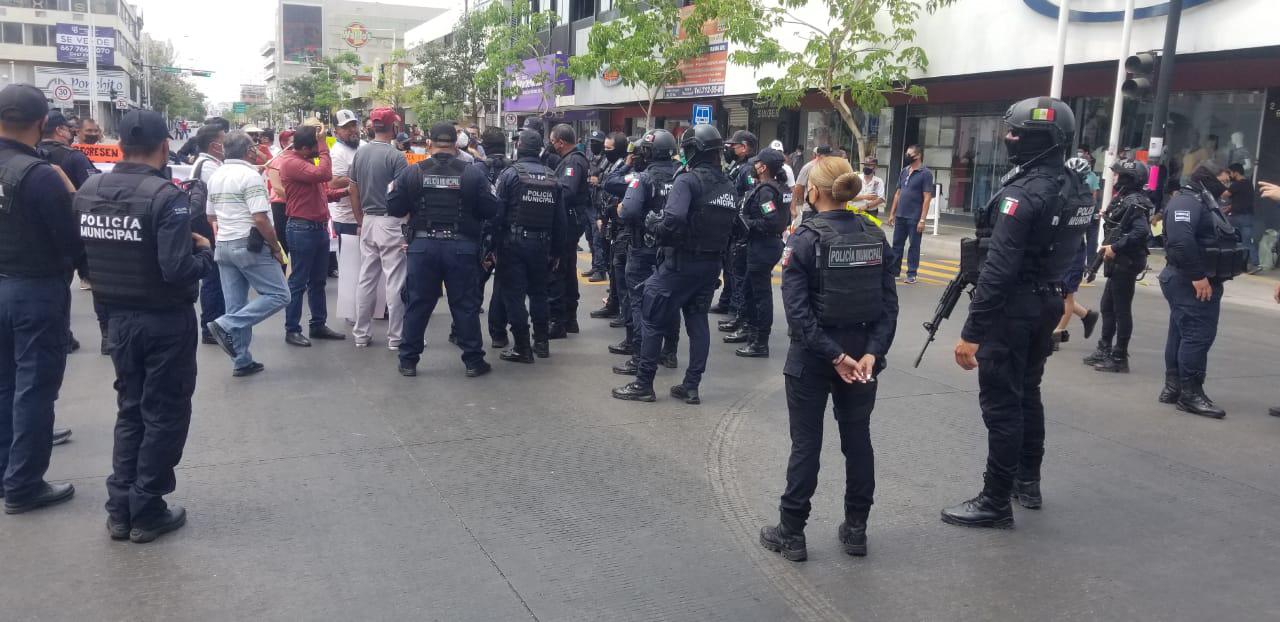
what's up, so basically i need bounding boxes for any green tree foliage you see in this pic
[278,52,362,124]
[694,0,954,159]
[476,0,563,116]
[568,0,710,130]
[142,35,207,121]
[407,12,488,124]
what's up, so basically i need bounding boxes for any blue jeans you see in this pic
[284,219,330,334]
[891,217,922,278]
[399,237,485,369]
[0,277,69,502]
[215,238,291,369]
[1229,213,1257,267]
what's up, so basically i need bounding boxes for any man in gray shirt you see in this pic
[349,108,409,348]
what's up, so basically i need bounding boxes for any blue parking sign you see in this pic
[692,104,713,126]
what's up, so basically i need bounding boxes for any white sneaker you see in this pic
[387,343,400,351]
[354,340,370,348]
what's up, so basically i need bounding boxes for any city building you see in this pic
[0,0,144,133]
[263,0,448,109]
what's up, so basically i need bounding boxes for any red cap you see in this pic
[371,107,401,128]
[279,129,295,147]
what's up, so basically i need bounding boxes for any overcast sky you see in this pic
[129,0,445,105]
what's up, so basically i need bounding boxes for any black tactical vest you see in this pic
[483,155,510,186]
[681,167,736,253]
[558,151,591,211]
[633,166,674,245]
[509,163,558,231]
[38,140,75,169]
[1039,172,1098,282]
[0,150,65,277]
[413,156,469,232]
[803,215,886,325]
[75,172,192,309]
[1182,187,1248,280]
[742,180,788,237]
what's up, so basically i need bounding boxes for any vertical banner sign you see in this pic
[55,24,116,66]
[664,7,727,98]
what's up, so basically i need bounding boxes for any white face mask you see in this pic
[411,146,426,155]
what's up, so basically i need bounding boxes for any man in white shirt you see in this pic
[791,145,832,220]
[191,124,226,345]
[852,155,886,216]
[204,131,290,377]
[329,109,364,252]
[349,108,410,349]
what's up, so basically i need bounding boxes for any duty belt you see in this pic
[509,227,550,241]
[1022,282,1066,297]
[414,229,460,240]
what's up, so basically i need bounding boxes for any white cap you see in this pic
[769,139,784,151]
[335,109,359,127]
[242,125,263,133]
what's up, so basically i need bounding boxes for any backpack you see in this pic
[178,157,213,238]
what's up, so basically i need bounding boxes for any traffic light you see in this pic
[1122,52,1158,100]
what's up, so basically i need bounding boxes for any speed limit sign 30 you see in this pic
[52,84,74,104]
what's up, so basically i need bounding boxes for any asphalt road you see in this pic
[5,257,1279,621]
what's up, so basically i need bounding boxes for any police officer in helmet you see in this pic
[77,109,216,541]
[758,158,897,562]
[581,129,609,282]
[1082,158,1151,374]
[612,124,731,404]
[1157,160,1243,419]
[492,129,565,362]
[610,129,681,377]
[944,96,1090,529]
[388,121,501,378]
[547,124,590,338]
[713,130,758,322]
[0,84,83,514]
[732,148,793,358]
[590,132,631,320]
[477,127,514,349]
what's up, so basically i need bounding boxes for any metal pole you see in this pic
[88,8,99,121]
[1099,0,1135,222]
[1050,0,1070,98]
[1148,0,1182,166]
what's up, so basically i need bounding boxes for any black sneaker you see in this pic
[130,505,187,543]
[612,358,638,376]
[940,494,1014,529]
[206,321,238,359]
[611,382,656,402]
[589,306,619,319]
[232,362,266,377]
[499,348,534,364]
[670,385,700,404]
[759,524,807,562]
[309,325,346,340]
[398,364,417,377]
[199,333,216,346]
[465,361,493,377]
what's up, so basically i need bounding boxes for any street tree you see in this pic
[278,52,362,124]
[693,0,955,159]
[476,0,563,117]
[568,0,711,131]
[141,35,208,121]
[407,12,488,124]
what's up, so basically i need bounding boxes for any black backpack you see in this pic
[178,157,213,239]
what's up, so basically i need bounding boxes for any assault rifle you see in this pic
[913,271,976,368]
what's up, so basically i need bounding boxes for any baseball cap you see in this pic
[335,109,359,127]
[118,110,170,149]
[241,124,264,134]
[587,129,606,143]
[370,107,400,129]
[726,130,757,147]
[429,121,457,145]
[814,145,833,155]
[279,129,295,146]
[769,139,784,151]
[0,84,49,124]
[45,110,74,130]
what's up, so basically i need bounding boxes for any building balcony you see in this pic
[261,41,275,58]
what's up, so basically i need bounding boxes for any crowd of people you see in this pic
[1,81,1277,557]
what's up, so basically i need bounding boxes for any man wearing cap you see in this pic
[75,109,215,541]
[547,124,591,338]
[349,107,408,349]
[280,124,348,346]
[388,121,500,377]
[0,84,83,514]
[522,117,561,171]
[853,156,886,217]
[329,110,364,277]
[39,110,98,190]
[714,129,757,325]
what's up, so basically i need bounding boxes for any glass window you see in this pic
[2,22,24,45]
[29,23,49,46]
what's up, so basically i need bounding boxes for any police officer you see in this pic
[547,124,591,338]
[522,117,561,171]
[612,124,733,404]
[944,97,1089,528]
[759,159,897,562]
[38,109,98,189]
[581,129,609,282]
[76,109,215,542]
[476,127,514,349]
[388,122,501,378]
[492,130,565,363]
[714,130,759,322]
[1157,161,1243,419]
[611,130,681,377]
[1082,159,1152,374]
[590,133,631,320]
[0,84,82,514]
[733,149,793,358]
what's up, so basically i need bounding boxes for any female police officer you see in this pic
[728,149,792,358]
[759,158,898,561]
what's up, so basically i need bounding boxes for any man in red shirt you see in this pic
[279,125,347,346]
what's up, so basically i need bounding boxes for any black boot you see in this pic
[611,381,656,402]
[837,510,869,556]
[709,301,730,315]
[565,319,580,334]
[735,335,769,358]
[670,384,700,404]
[759,522,807,562]
[1158,372,1181,404]
[612,357,638,376]
[499,339,534,363]
[941,475,1014,529]
[547,323,567,339]
[1094,350,1129,373]
[608,316,626,328]
[532,340,550,359]
[1012,479,1042,509]
[660,350,678,369]
[717,317,742,333]
[723,327,750,344]
[589,304,619,319]
[1081,309,1099,339]
[490,334,509,349]
[608,340,635,356]
[1177,376,1226,419]
[1082,341,1110,366]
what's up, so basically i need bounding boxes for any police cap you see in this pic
[755,148,785,174]
[119,110,170,150]
[587,129,606,144]
[726,130,757,150]
[0,84,48,125]
[429,121,457,146]
[516,129,544,154]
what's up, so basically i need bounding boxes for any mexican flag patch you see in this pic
[781,246,793,267]
[564,167,575,176]
[761,200,776,215]
[1000,197,1020,216]
[629,178,641,188]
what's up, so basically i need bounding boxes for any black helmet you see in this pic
[1110,158,1149,187]
[636,129,677,160]
[680,124,724,158]
[755,148,785,175]
[1003,96,1075,164]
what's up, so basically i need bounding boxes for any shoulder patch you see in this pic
[629,178,641,188]
[564,167,575,177]
[999,197,1020,216]
[1173,210,1191,222]
[760,200,777,215]
[781,245,793,267]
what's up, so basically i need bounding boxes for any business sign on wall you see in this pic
[344,22,370,48]
[504,54,575,113]
[664,6,727,99]
[55,24,116,66]
[34,66,130,101]
[282,3,324,62]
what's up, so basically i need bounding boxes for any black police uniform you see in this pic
[718,151,756,323]
[1087,186,1151,372]
[597,155,630,316]
[761,209,897,560]
[493,156,565,359]
[616,159,680,372]
[629,160,734,396]
[38,138,97,190]
[584,147,609,276]
[1158,180,1245,416]
[76,160,214,531]
[549,148,591,334]
[736,176,792,356]
[0,136,82,509]
[388,151,500,375]
[945,157,1092,526]
[475,153,512,345]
